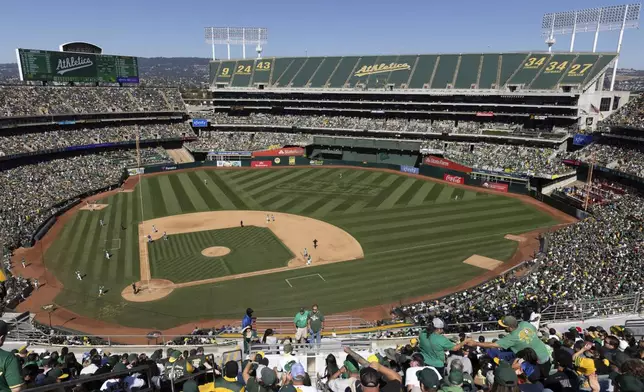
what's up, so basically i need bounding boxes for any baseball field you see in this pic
[36,167,564,330]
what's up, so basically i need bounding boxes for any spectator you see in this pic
[419,318,468,375]
[0,321,23,392]
[294,307,309,344]
[216,361,244,392]
[242,359,277,392]
[308,304,325,350]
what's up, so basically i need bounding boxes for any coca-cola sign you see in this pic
[481,181,508,192]
[424,156,472,173]
[443,173,464,184]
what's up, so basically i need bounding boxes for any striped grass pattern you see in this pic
[45,168,558,329]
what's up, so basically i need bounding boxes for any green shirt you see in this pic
[496,321,551,364]
[307,311,324,332]
[215,376,244,392]
[0,349,23,392]
[245,376,271,392]
[294,312,309,328]
[419,331,455,368]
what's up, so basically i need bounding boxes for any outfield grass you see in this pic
[45,168,559,329]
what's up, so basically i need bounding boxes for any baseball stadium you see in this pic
[0,3,644,392]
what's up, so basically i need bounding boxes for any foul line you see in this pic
[285,274,326,288]
[367,225,555,257]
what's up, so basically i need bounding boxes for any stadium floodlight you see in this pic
[541,3,640,91]
[205,27,268,60]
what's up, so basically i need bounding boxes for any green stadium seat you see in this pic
[498,53,528,87]
[308,57,342,87]
[290,57,325,87]
[271,58,295,86]
[431,55,459,89]
[408,55,438,89]
[274,58,306,87]
[454,54,481,89]
[478,54,500,89]
[580,54,617,87]
[529,54,577,89]
[386,55,417,88]
[346,56,381,87]
[250,58,274,86]
[327,57,360,88]
[230,60,255,87]
[213,60,237,86]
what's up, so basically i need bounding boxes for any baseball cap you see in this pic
[417,368,440,389]
[494,361,518,387]
[49,368,69,380]
[127,353,138,363]
[169,351,181,363]
[284,360,296,373]
[290,362,305,380]
[498,316,518,329]
[343,360,359,374]
[359,367,381,388]
[410,338,418,347]
[432,318,445,329]
[260,367,277,386]
[447,370,464,385]
[246,308,254,314]
[0,321,9,337]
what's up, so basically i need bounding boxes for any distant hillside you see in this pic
[1,57,642,91]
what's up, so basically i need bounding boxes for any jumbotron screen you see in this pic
[16,48,139,83]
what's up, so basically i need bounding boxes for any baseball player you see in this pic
[152,225,158,233]
[76,271,83,280]
[307,255,312,266]
[204,179,207,185]
[266,214,270,223]
[240,220,244,227]
[98,286,105,297]
[313,239,318,249]
[33,279,39,290]
[339,173,343,179]
[132,283,137,295]
[147,234,153,243]
[271,214,275,222]
[21,258,26,268]
[163,231,168,241]
[99,219,104,227]
[303,248,308,257]
[105,250,111,260]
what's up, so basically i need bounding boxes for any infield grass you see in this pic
[45,167,559,329]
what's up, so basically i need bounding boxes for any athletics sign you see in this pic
[16,48,139,83]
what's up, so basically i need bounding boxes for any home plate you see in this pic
[504,234,526,243]
[463,255,504,270]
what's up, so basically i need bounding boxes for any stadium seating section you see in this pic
[210,52,617,91]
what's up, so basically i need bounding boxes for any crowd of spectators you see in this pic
[421,140,570,176]
[0,123,189,158]
[0,148,170,249]
[390,188,644,335]
[569,143,644,179]
[599,94,644,130]
[186,131,312,151]
[0,86,185,117]
[207,113,564,137]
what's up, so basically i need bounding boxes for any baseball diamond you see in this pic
[36,166,568,330]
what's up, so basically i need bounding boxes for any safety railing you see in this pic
[540,293,642,323]
[254,315,373,337]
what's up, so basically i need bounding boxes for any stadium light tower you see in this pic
[204,27,268,60]
[541,4,641,91]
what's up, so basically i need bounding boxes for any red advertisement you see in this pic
[424,156,472,173]
[252,147,305,157]
[443,173,464,184]
[476,111,494,117]
[481,181,509,192]
[251,160,272,168]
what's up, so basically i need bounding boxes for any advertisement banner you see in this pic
[207,151,251,156]
[216,161,242,167]
[481,181,509,192]
[288,156,296,166]
[127,167,144,176]
[309,160,324,166]
[443,173,464,184]
[251,160,272,168]
[400,165,419,175]
[424,156,472,173]
[161,165,178,171]
[192,119,208,128]
[476,111,494,117]
[573,134,594,146]
[562,159,582,166]
[252,147,305,157]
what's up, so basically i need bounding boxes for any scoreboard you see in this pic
[16,48,139,83]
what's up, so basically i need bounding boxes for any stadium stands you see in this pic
[599,94,644,130]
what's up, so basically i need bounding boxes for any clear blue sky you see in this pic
[1,0,642,68]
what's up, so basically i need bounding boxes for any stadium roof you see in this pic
[210,51,617,92]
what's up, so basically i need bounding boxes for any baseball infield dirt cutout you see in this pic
[124,211,364,302]
[201,246,231,257]
[504,234,527,243]
[80,203,109,211]
[463,255,504,270]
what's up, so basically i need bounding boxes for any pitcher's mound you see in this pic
[122,279,174,302]
[201,246,231,257]
[463,255,504,270]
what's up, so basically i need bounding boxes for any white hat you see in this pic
[432,318,445,329]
